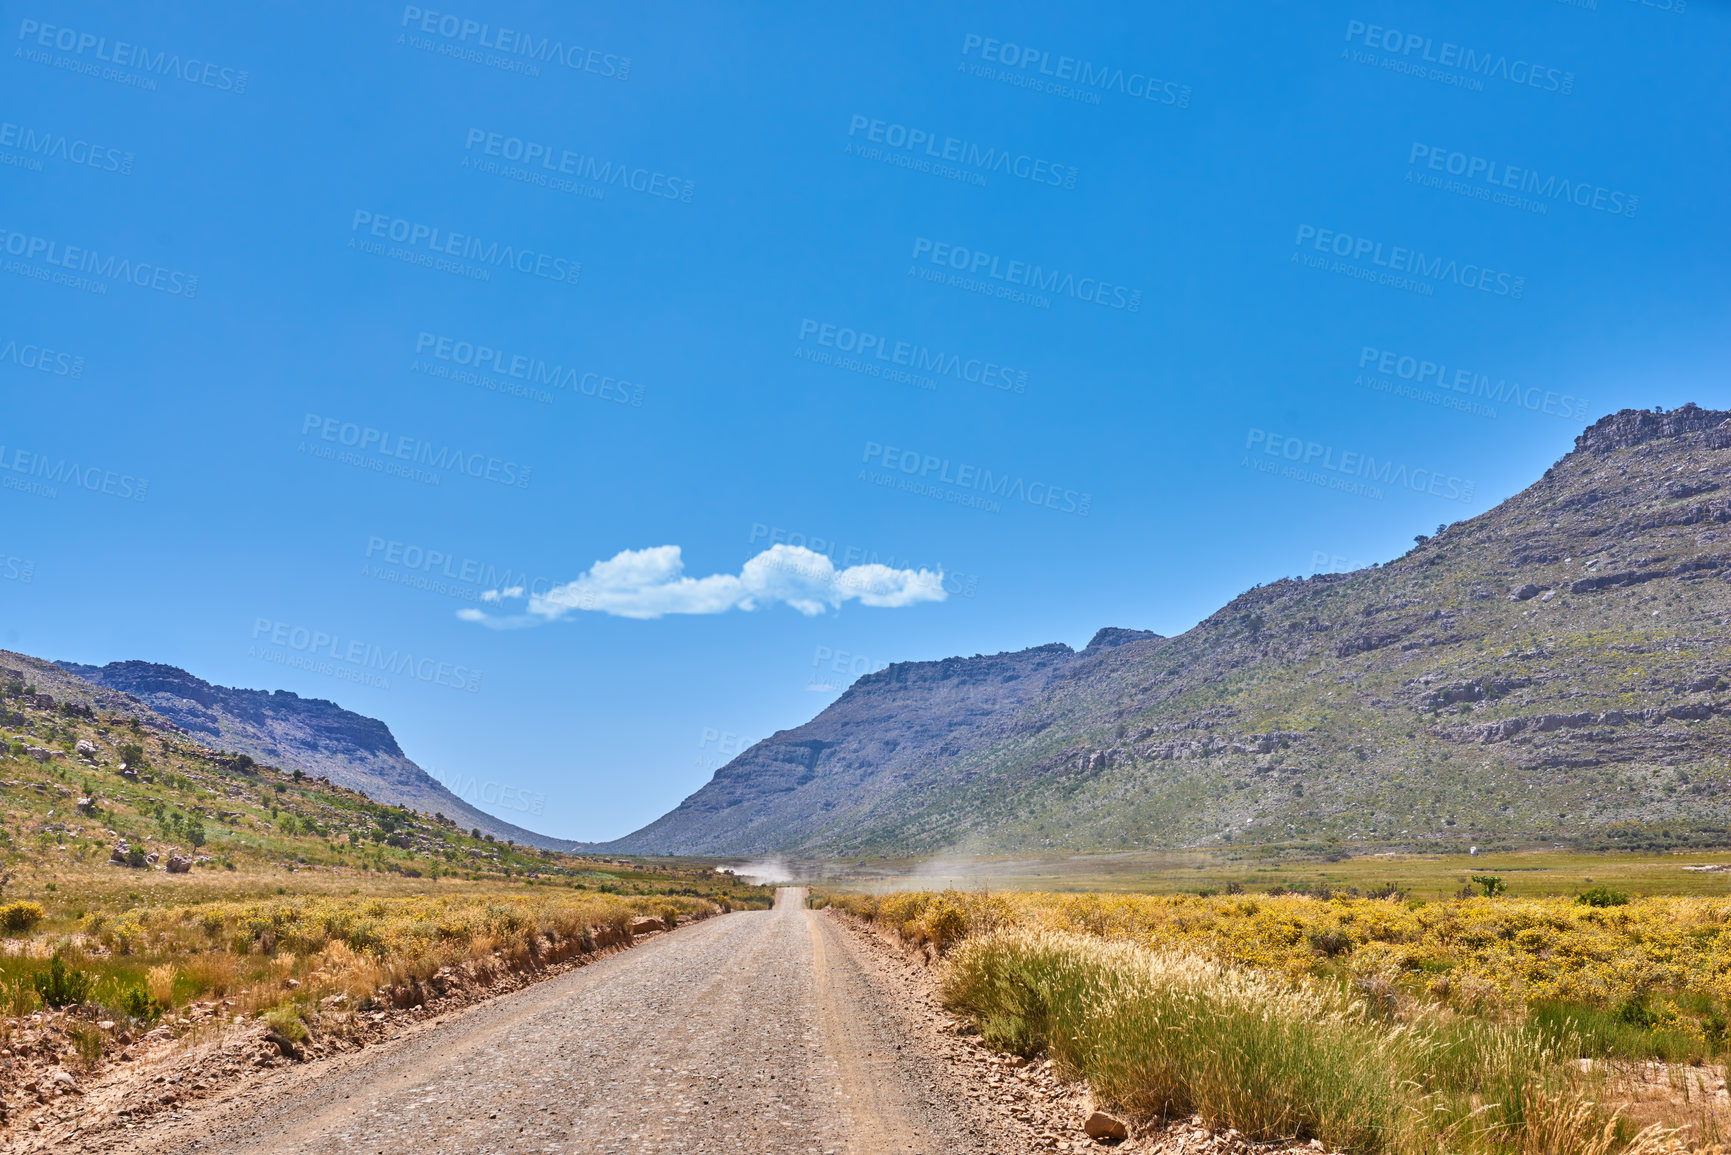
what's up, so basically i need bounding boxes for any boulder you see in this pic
[1083,1110,1129,1141]
[75,738,98,758]
[26,745,52,762]
[629,916,666,936]
[1508,583,1547,601]
[165,854,193,874]
[109,843,129,864]
[1472,718,1528,744]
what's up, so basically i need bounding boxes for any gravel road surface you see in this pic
[102,888,1031,1155]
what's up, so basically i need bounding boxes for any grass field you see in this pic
[818,884,1731,1153]
[794,847,1731,900]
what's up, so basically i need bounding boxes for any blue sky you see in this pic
[3,0,1725,841]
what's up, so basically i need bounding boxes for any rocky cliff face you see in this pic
[611,406,1731,858]
[612,642,1082,854]
[54,660,574,851]
[1571,403,1731,455]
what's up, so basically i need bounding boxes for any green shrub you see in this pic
[1575,886,1629,908]
[33,951,93,1007]
[265,1004,307,1042]
[119,985,164,1022]
[1470,874,1508,898]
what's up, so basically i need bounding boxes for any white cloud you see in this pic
[458,544,946,625]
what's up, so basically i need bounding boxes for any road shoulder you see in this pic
[819,907,1093,1153]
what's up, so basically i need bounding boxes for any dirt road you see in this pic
[93,889,1034,1155]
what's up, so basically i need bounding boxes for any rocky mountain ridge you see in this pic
[47,658,574,850]
[610,405,1731,857]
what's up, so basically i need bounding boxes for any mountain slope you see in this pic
[50,659,576,851]
[611,405,1731,857]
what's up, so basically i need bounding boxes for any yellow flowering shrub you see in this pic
[823,889,1731,1021]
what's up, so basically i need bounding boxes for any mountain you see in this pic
[48,658,577,851]
[610,405,1731,858]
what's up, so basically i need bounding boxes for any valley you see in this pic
[5,407,1731,1154]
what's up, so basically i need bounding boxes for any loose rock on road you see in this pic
[108,888,1035,1155]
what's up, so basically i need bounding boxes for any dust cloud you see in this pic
[734,857,795,885]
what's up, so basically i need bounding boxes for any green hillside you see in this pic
[614,405,1731,858]
[0,651,761,904]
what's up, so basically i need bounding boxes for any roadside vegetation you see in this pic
[817,886,1731,1153]
[4,889,729,1042]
